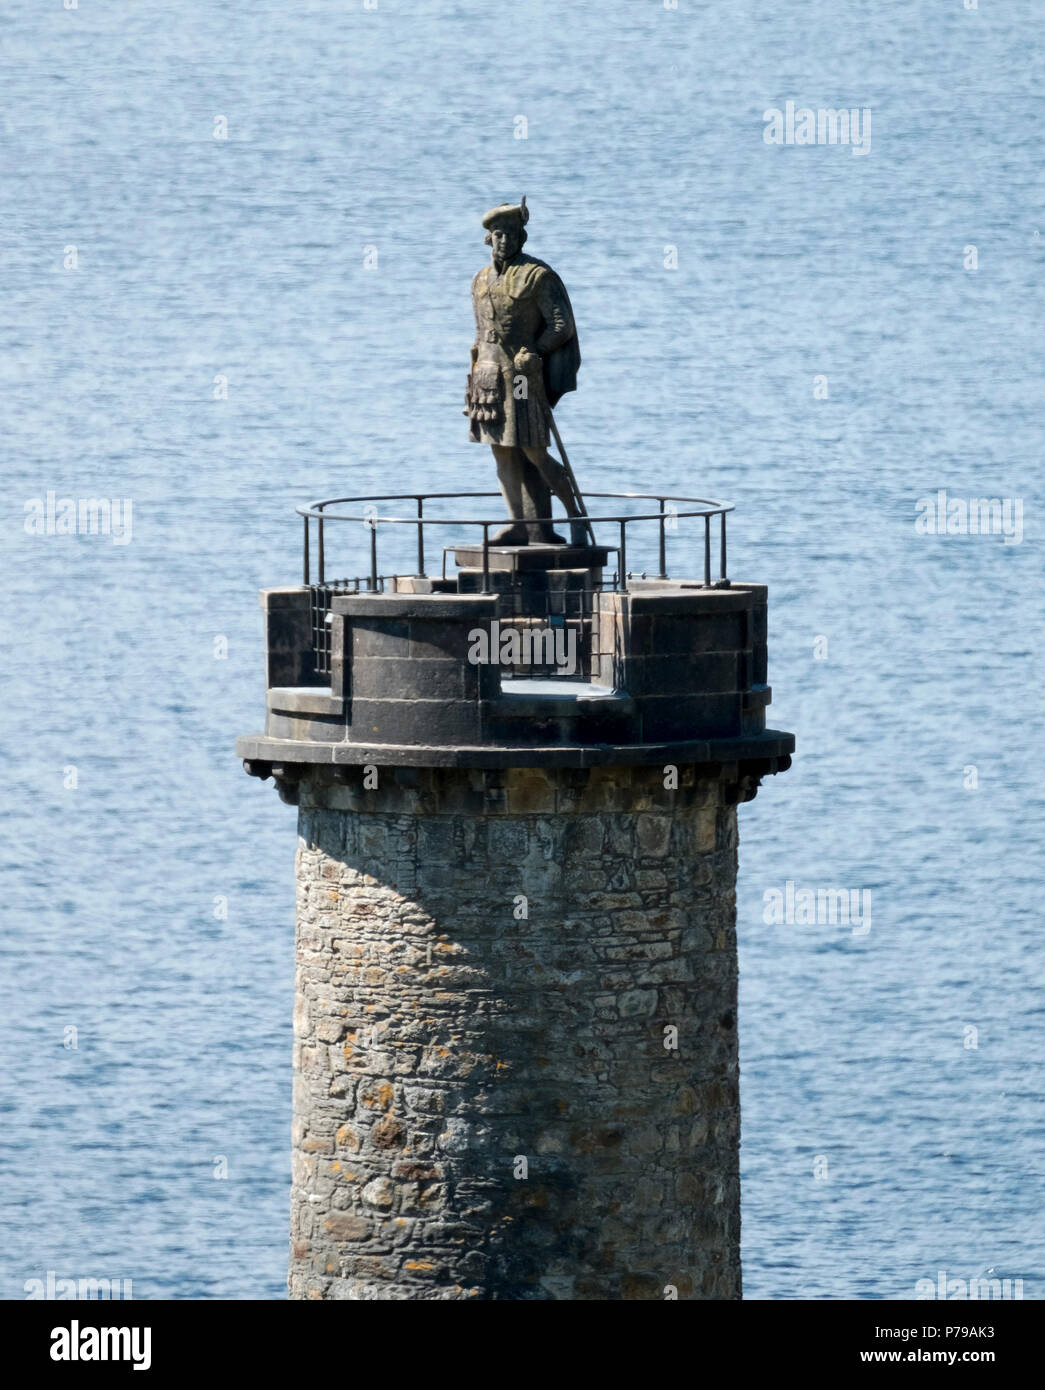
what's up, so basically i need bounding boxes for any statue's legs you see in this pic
[521,446,588,546]
[490,445,531,544]
[521,446,581,518]
[491,445,565,545]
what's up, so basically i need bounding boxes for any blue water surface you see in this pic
[1,0,1041,1299]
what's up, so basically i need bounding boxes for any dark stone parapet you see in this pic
[238,576,793,794]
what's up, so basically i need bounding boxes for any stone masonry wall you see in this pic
[289,764,741,1301]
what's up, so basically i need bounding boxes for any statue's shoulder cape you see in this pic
[474,255,581,407]
[520,255,581,407]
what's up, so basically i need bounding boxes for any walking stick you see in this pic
[545,405,596,547]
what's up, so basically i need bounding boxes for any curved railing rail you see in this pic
[296,491,734,594]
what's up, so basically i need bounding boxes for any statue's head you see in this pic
[482,197,528,261]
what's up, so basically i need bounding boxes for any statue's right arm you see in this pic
[470,269,484,361]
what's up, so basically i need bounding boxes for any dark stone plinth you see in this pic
[453,544,609,630]
[452,543,609,573]
[456,565,599,600]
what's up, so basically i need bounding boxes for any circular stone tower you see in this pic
[238,536,793,1300]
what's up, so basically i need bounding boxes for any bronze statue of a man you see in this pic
[466,198,587,545]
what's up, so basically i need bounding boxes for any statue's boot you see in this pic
[534,524,568,544]
[491,522,531,545]
[570,519,592,547]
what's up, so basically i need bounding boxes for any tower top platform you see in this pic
[236,490,794,799]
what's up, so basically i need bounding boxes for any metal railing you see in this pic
[307,578,610,684]
[308,577,387,679]
[297,491,733,595]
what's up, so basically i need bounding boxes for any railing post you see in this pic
[720,511,728,585]
[300,493,727,600]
